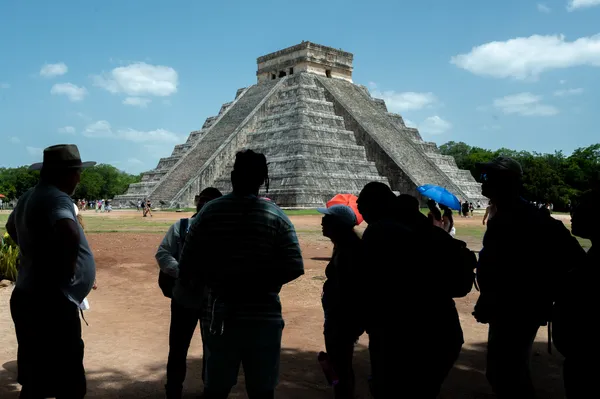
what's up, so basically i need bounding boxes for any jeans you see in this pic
[486,321,540,399]
[10,287,86,399]
[166,300,203,396]
[201,320,284,399]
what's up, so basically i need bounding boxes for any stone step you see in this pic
[250,140,367,159]
[259,109,345,130]
[148,79,280,203]
[156,155,182,170]
[267,97,334,114]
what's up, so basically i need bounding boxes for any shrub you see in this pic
[0,232,19,282]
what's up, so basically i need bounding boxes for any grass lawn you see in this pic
[0,210,590,249]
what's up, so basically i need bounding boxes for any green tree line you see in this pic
[439,142,600,211]
[0,164,141,201]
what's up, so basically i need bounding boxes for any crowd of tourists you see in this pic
[4,144,599,399]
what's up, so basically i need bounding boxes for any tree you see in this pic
[0,164,140,201]
[439,142,600,211]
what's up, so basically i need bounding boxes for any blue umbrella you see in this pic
[417,184,461,210]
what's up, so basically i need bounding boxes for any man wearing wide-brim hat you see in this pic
[5,144,97,398]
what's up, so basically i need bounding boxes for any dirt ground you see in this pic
[0,211,566,398]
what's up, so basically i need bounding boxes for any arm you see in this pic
[155,223,180,278]
[178,212,205,286]
[6,210,18,245]
[275,221,304,285]
[482,207,489,225]
[53,218,80,281]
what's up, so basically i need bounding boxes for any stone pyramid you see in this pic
[113,42,484,208]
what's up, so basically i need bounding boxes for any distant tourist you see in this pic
[473,156,585,398]
[6,144,97,398]
[461,201,469,217]
[482,200,496,225]
[426,199,443,228]
[156,187,223,399]
[176,150,304,399]
[317,204,364,399]
[439,204,455,236]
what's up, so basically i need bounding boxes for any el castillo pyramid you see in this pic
[113,42,484,208]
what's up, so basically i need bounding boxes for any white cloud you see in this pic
[9,136,20,143]
[58,126,76,134]
[123,97,151,108]
[372,90,438,112]
[0,83,9,89]
[51,83,88,102]
[568,0,600,11]
[128,158,143,165]
[82,120,182,143]
[419,116,452,135]
[83,120,113,138]
[554,87,584,96]
[537,3,551,12]
[493,92,559,116]
[92,62,178,97]
[40,63,68,78]
[26,146,43,157]
[450,34,600,80]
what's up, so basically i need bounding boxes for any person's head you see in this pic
[571,189,600,242]
[196,187,223,213]
[317,205,358,241]
[439,203,449,212]
[33,144,95,196]
[426,199,437,210]
[357,182,396,224]
[231,149,269,196]
[477,156,523,203]
[398,194,420,213]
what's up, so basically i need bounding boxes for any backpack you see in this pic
[430,226,476,298]
[158,218,189,298]
[447,237,477,298]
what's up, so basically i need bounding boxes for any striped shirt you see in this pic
[177,193,304,323]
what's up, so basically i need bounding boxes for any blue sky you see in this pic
[1,0,599,174]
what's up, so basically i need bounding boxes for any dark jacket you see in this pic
[553,246,598,357]
[475,199,586,325]
[322,232,364,336]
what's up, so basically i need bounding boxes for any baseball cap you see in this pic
[476,156,523,177]
[317,205,358,228]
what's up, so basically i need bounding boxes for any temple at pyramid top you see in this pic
[257,41,354,83]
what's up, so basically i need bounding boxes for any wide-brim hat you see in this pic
[29,144,96,171]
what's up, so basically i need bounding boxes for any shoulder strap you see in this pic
[179,218,189,245]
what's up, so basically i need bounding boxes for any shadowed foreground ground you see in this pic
[0,212,569,398]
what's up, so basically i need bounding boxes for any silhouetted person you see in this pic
[553,188,599,398]
[358,184,466,398]
[6,144,96,399]
[395,194,468,397]
[473,156,584,399]
[157,187,223,399]
[318,205,364,399]
[176,150,304,399]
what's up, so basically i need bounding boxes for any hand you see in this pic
[93,281,98,290]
